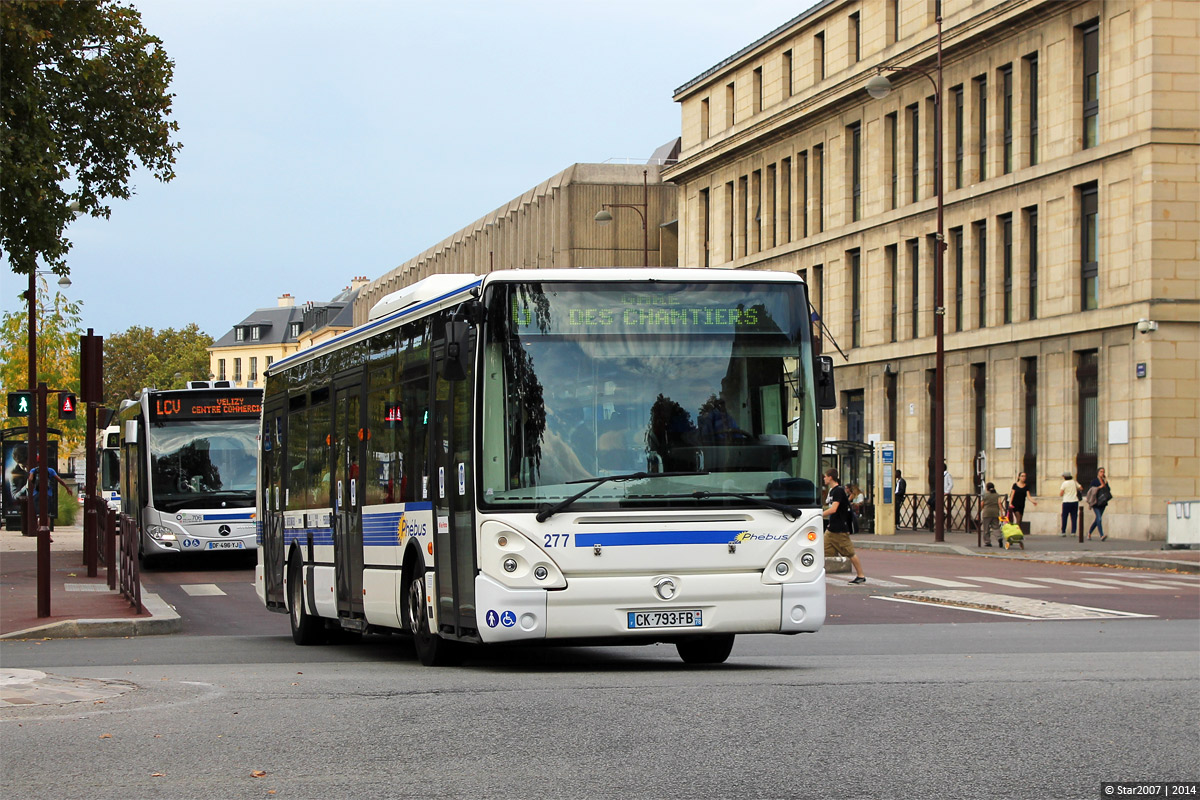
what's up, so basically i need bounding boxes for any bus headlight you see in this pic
[146,524,176,541]
[479,522,567,589]
[503,558,518,573]
[800,552,815,567]
[775,561,790,577]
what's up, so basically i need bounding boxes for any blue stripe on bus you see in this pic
[573,530,742,547]
[203,513,255,521]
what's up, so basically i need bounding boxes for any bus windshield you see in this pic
[481,281,821,512]
[148,419,258,512]
[100,449,120,492]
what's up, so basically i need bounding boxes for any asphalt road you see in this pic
[3,618,1197,800]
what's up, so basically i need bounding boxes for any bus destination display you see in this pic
[149,391,263,421]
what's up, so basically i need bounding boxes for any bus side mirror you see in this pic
[816,355,836,410]
[442,319,470,382]
[124,421,138,444]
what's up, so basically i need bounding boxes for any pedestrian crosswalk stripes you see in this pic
[958,576,1045,588]
[831,573,1199,591]
[892,576,978,588]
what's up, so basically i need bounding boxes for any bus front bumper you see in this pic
[475,571,825,644]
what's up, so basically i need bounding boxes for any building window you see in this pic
[290,322,301,338]
[908,238,920,339]
[814,144,824,233]
[249,357,258,382]
[752,67,763,114]
[952,227,964,332]
[850,12,861,63]
[780,157,792,244]
[799,150,809,238]
[972,363,987,492]
[766,163,777,249]
[849,122,863,222]
[814,32,825,81]
[726,181,734,261]
[726,82,735,129]
[1025,53,1039,166]
[700,98,710,140]
[699,188,710,268]
[953,86,964,189]
[908,104,920,203]
[1001,214,1013,324]
[235,327,245,342]
[976,76,988,181]
[850,249,862,348]
[251,326,261,341]
[783,50,793,98]
[233,358,242,384]
[1025,206,1039,320]
[266,356,274,369]
[813,264,824,327]
[739,175,748,258]
[1076,350,1099,485]
[886,112,898,209]
[890,0,901,44]
[974,220,987,328]
[1000,65,1013,174]
[218,359,226,381]
[1022,356,1038,491]
[1081,183,1099,310]
[751,169,761,252]
[1082,21,1099,149]
[887,244,898,343]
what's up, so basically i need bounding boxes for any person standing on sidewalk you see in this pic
[980,482,1003,547]
[823,468,866,584]
[894,469,907,527]
[1007,472,1037,525]
[1058,472,1083,537]
[1086,467,1112,541]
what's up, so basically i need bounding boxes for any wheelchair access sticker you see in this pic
[485,610,517,628]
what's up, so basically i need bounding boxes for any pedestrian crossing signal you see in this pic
[6,391,32,417]
[58,392,77,420]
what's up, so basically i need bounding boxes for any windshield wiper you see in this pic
[535,471,709,522]
[644,491,802,521]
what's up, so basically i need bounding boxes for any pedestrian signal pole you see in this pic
[80,330,104,577]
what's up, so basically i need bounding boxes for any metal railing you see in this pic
[896,494,982,533]
[117,513,143,613]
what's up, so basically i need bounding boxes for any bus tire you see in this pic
[676,634,735,665]
[405,562,462,667]
[288,554,326,646]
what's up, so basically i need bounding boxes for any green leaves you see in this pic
[1,0,182,277]
[102,324,214,406]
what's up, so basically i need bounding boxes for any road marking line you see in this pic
[828,574,910,588]
[1029,577,1118,589]
[892,575,979,588]
[883,590,1157,619]
[1142,580,1200,589]
[181,584,226,597]
[959,576,1045,588]
[64,584,110,593]
[1075,577,1175,590]
[872,595,1041,619]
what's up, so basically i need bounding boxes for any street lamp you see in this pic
[595,168,649,267]
[866,16,947,543]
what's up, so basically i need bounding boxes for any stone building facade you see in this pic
[663,0,1198,539]
[353,163,678,326]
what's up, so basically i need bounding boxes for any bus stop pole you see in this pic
[84,401,98,577]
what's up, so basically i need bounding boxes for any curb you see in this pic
[0,588,181,640]
[851,538,1199,573]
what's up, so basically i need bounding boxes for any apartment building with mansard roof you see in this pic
[663,0,1198,539]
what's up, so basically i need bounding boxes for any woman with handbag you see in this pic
[1086,467,1112,541]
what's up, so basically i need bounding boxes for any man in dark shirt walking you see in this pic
[823,468,866,584]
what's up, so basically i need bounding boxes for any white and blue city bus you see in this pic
[98,424,121,512]
[117,384,262,567]
[256,269,836,665]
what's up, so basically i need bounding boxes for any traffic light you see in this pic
[6,391,32,417]
[58,392,77,420]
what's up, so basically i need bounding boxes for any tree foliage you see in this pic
[0,276,86,452]
[102,324,214,406]
[1,0,181,277]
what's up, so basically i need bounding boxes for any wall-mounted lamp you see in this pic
[1136,318,1158,334]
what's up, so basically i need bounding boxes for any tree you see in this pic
[102,324,214,405]
[0,276,86,452]
[1,0,181,278]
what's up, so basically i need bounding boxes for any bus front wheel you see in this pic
[406,567,462,667]
[288,555,326,646]
[676,634,735,665]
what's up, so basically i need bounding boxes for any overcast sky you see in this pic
[4,0,817,340]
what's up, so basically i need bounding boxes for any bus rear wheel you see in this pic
[676,634,735,665]
[289,555,326,646]
[406,567,461,667]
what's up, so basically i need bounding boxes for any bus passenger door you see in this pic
[433,319,477,638]
[262,399,286,607]
[333,381,365,619]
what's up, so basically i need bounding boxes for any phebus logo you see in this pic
[734,531,789,543]
[396,514,429,543]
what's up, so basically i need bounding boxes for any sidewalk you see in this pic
[0,524,179,640]
[850,527,1199,572]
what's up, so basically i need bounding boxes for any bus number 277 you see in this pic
[544,534,570,548]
